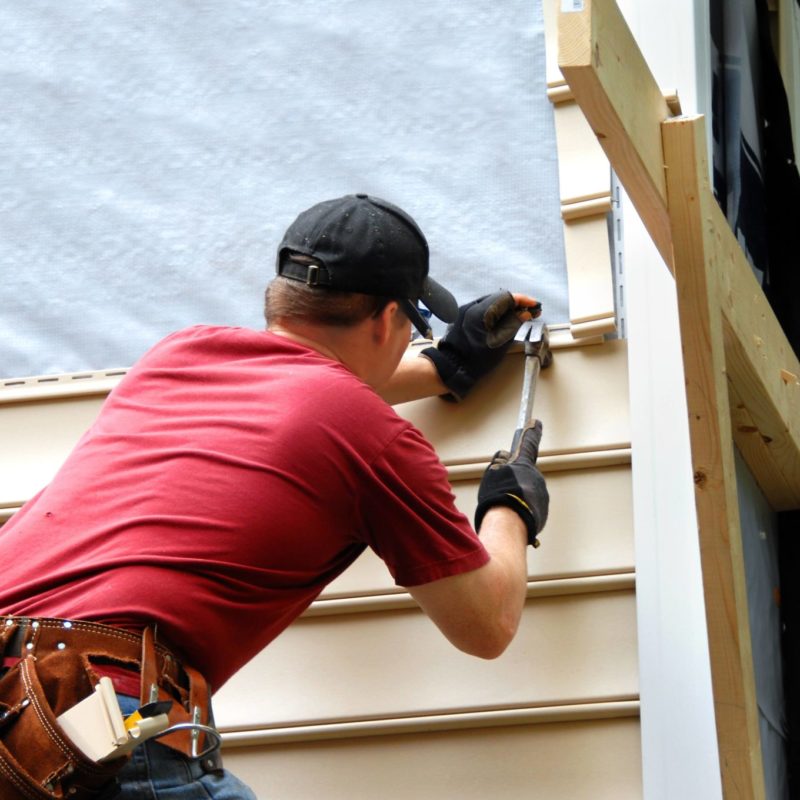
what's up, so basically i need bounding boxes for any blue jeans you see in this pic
[100,695,258,800]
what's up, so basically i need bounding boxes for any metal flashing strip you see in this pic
[610,172,627,339]
[219,697,640,745]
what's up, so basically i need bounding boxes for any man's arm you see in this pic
[406,506,528,658]
[408,421,550,659]
[377,291,540,406]
[378,346,449,406]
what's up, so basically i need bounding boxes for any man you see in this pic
[0,194,549,799]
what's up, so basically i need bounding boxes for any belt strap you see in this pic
[0,616,217,762]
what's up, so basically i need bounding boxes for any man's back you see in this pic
[0,324,483,689]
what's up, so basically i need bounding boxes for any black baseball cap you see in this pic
[276,194,458,338]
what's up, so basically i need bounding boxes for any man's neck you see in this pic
[268,325,342,364]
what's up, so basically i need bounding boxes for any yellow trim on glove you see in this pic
[505,492,532,514]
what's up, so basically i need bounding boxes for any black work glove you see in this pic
[422,290,523,401]
[474,420,549,547]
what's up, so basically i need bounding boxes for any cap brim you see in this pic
[420,276,458,324]
[400,299,434,339]
[401,277,458,339]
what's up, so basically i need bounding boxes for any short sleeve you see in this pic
[357,426,490,586]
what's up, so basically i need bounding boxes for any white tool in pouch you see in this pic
[57,677,170,763]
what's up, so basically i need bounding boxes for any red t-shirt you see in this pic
[0,326,488,690]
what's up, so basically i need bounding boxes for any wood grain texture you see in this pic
[728,367,799,510]
[662,114,766,800]
[711,198,800,509]
[554,0,799,504]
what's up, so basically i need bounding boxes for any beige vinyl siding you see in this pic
[0,336,640,798]
[542,0,617,341]
[222,717,642,800]
[324,461,634,599]
[216,589,637,730]
[209,337,639,798]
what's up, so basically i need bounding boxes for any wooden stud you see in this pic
[727,376,799,510]
[664,91,682,117]
[557,0,800,790]
[717,245,800,510]
[662,114,766,800]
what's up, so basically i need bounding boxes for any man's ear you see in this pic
[373,301,401,345]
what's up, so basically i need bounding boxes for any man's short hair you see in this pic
[265,254,392,327]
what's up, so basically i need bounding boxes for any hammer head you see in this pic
[523,323,553,369]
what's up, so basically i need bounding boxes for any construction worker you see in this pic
[0,194,549,799]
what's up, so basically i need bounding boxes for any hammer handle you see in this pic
[511,357,542,455]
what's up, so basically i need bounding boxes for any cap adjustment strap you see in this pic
[278,259,331,287]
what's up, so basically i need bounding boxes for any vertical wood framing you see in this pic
[662,115,766,800]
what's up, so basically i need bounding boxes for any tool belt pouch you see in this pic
[0,652,127,800]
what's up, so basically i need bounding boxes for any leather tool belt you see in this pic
[0,616,219,799]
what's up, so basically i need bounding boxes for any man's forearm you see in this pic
[377,345,448,405]
[474,506,530,639]
[406,506,529,659]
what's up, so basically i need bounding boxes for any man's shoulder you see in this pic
[140,325,288,363]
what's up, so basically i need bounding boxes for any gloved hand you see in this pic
[474,420,549,547]
[422,290,524,401]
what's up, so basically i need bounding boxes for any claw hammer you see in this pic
[510,319,553,456]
